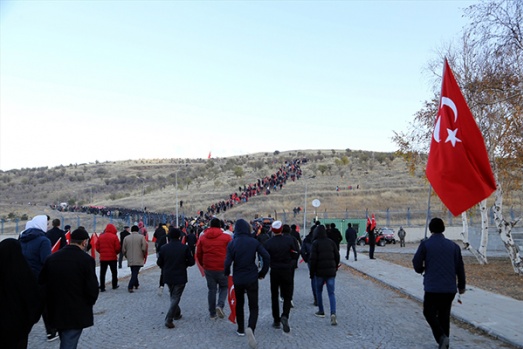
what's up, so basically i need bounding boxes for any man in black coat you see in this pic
[344,223,358,261]
[118,226,130,268]
[39,228,99,349]
[326,223,343,251]
[46,219,67,250]
[157,228,195,329]
[264,222,299,333]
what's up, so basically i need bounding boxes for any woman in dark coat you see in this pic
[0,238,42,349]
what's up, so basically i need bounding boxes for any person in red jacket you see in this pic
[196,218,232,319]
[96,223,121,292]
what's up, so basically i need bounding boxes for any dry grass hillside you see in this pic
[0,149,521,225]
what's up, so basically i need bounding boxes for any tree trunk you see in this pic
[460,211,486,264]
[492,183,523,275]
[478,199,489,263]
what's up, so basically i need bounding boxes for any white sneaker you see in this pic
[216,307,225,319]
[245,327,257,349]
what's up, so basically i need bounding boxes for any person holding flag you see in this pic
[224,219,269,349]
[46,219,66,253]
[366,214,377,260]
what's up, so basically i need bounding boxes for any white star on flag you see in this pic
[445,128,461,147]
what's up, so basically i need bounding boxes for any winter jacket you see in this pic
[196,227,232,271]
[345,227,358,245]
[327,227,343,250]
[264,234,299,271]
[310,226,340,278]
[96,224,121,261]
[19,215,51,278]
[412,233,466,293]
[39,245,99,330]
[122,232,148,267]
[157,239,195,285]
[46,227,67,250]
[224,219,270,285]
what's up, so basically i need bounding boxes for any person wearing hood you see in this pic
[196,217,232,319]
[310,224,340,326]
[224,219,269,349]
[19,215,51,278]
[95,223,121,292]
[19,215,57,342]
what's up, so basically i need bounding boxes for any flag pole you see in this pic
[424,184,432,240]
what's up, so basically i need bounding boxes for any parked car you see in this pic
[357,232,386,247]
[378,227,396,244]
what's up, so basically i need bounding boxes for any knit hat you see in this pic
[271,220,283,234]
[210,218,221,228]
[429,217,445,234]
[71,228,89,241]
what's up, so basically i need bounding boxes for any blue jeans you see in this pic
[58,328,83,349]
[128,266,141,290]
[166,283,186,323]
[204,270,228,316]
[315,276,336,315]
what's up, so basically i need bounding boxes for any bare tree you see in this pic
[394,0,522,274]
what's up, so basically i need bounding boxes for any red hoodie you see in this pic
[96,224,121,261]
[196,227,232,271]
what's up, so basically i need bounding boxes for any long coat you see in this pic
[39,245,99,330]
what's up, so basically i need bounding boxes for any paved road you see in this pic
[28,254,514,349]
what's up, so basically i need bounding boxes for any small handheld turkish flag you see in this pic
[227,275,236,324]
[426,59,496,216]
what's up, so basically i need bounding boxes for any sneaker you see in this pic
[100,289,106,292]
[272,322,281,329]
[128,288,134,293]
[157,286,163,296]
[112,285,119,290]
[281,316,290,333]
[236,330,245,337]
[216,307,225,319]
[210,314,217,320]
[438,335,449,349]
[314,311,325,318]
[165,321,175,329]
[245,327,257,349]
[330,314,337,326]
[279,296,284,302]
[47,333,59,342]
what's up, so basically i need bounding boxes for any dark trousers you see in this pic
[369,242,375,259]
[128,266,141,290]
[423,292,456,343]
[346,242,357,260]
[165,283,185,323]
[42,306,56,336]
[118,251,124,268]
[270,269,294,322]
[99,260,118,290]
[234,280,259,333]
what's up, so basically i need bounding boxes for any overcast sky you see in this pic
[0,0,476,171]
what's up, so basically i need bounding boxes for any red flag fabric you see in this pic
[227,276,236,324]
[65,231,71,245]
[90,233,98,259]
[51,239,60,254]
[194,253,205,277]
[426,60,496,216]
[208,151,211,159]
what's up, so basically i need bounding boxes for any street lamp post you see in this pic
[137,177,145,213]
[175,171,179,227]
